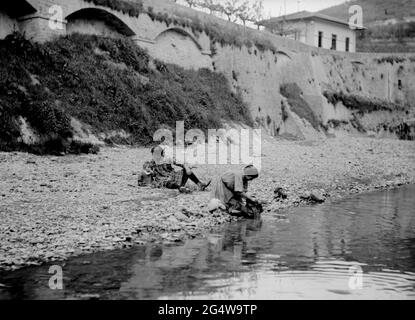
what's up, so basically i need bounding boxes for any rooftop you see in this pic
[259,11,365,30]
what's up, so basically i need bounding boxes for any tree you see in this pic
[220,0,242,22]
[237,0,254,26]
[200,0,222,15]
[251,0,264,29]
[183,0,198,8]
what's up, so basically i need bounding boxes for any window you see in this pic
[398,80,402,90]
[318,31,323,47]
[345,37,350,52]
[331,34,337,50]
[294,31,298,40]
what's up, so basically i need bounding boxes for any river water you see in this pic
[1,185,415,300]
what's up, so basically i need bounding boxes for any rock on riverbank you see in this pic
[1,136,415,271]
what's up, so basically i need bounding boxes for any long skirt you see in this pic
[153,169,184,189]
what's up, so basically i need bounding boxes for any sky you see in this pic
[261,0,347,17]
[175,0,350,19]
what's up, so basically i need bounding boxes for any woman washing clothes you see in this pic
[209,165,263,218]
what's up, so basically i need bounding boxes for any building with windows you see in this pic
[259,11,365,53]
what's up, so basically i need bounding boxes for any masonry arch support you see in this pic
[150,27,211,70]
[155,27,203,50]
[65,7,136,37]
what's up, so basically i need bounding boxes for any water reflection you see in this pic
[1,185,415,299]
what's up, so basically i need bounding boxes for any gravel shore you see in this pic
[1,135,415,271]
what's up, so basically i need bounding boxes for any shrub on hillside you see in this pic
[0,103,21,151]
[280,83,320,130]
[374,56,407,64]
[83,0,144,17]
[0,33,252,154]
[323,90,407,113]
[0,34,73,153]
[21,87,72,138]
[327,119,349,128]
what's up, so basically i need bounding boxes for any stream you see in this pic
[1,185,415,300]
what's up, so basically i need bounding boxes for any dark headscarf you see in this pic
[243,165,259,178]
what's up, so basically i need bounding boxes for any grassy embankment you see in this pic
[84,0,279,54]
[280,83,320,130]
[323,90,413,139]
[278,83,412,138]
[323,90,407,114]
[0,33,252,155]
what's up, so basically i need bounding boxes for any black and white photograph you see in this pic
[0,0,415,305]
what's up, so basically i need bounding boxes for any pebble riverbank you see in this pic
[1,136,415,271]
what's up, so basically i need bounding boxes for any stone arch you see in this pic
[155,27,203,50]
[0,0,36,18]
[0,0,36,39]
[276,50,292,60]
[0,10,19,39]
[65,8,136,38]
[150,27,211,70]
[274,50,293,68]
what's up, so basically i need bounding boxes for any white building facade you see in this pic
[260,11,362,53]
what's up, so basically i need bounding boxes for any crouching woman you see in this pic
[209,165,263,218]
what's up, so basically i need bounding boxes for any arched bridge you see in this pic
[1,0,212,69]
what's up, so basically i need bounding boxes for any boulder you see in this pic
[310,190,325,203]
[208,198,226,213]
[274,187,288,200]
[175,211,190,221]
[300,191,311,200]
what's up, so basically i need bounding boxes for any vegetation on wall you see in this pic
[280,83,320,130]
[374,56,407,64]
[323,90,408,114]
[83,0,144,17]
[146,5,278,54]
[387,121,415,141]
[0,33,252,154]
[327,119,349,128]
[81,0,278,54]
[0,34,98,154]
